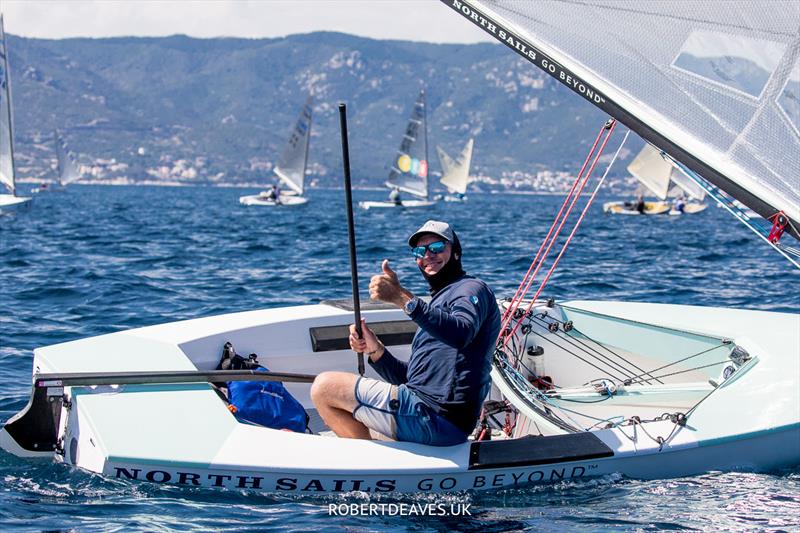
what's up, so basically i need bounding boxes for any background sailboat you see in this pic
[603,144,706,215]
[32,130,83,194]
[436,138,473,202]
[0,14,31,214]
[239,95,312,207]
[359,90,435,209]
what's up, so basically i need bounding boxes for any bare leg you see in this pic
[310,371,371,440]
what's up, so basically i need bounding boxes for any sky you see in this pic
[1,0,494,43]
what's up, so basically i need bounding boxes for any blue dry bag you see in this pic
[227,366,308,433]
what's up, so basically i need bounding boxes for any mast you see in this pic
[54,130,63,186]
[0,15,16,196]
[301,96,312,195]
[422,88,429,200]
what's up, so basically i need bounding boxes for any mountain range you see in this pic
[6,31,640,189]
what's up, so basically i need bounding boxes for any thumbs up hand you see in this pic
[369,259,414,309]
[381,259,398,281]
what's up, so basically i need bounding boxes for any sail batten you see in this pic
[442,0,800,240]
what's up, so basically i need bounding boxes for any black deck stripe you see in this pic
[309,320,417,352]
[468,432,614,470]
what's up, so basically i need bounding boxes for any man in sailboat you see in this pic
[673,194,686,214]
[311,220,501,446]
[389,186,402,206]
[634,193,645,214]
[263,184,281,204]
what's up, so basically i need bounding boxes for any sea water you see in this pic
[0,185,797,531]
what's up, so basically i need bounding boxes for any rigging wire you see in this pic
[529,314,652,384]
[622,343,727,386]
[501,120,620,346]
[536,314,663,384]
[505,124,628,343]
[526,327,626,383]
[499,121,610,334]
[665,154,800,271]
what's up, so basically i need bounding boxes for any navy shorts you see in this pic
[352,377,466,446]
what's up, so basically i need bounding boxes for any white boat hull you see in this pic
[359,199,436,210]
[1,300,797,493]
[668,203,708,216]
[603,201,670,215]
[0,194,33,214]
[239,193,308,206]
[31,184,67,194]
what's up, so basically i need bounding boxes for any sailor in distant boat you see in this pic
[634,194,645,214]
[672,194,686,214]
[261,184,281,204]
[310,220,501,446]
[389,186,402,206]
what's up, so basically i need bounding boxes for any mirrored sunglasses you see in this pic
[411,240,447,259]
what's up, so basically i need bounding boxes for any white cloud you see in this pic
[2,0,494,43]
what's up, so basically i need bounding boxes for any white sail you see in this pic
[627,144,707,202]
[438,138,474,195]
[274,95,312,195]
[0,15,15,195]
[443,0,800,239]
[627,144,671,200]
[669,168,706,202]
[55,131,81,186]
[386,90,429,198]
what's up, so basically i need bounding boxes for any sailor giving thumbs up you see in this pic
[369,259,414,308]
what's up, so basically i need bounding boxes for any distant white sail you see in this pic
[627,144,671,200]
[55,131,81,186]
[669,169,706,202]
[628,144,707,202]
[443,1,800,238]
[274,95,312,195]
[0,15,16,195]
[438,138,474,195]
[386,90,429,198]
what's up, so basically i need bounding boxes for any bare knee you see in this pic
[311,371,358,411]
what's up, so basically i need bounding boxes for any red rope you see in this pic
[524,121,619,311]
[501,120,616,346]
[498,122,609,337]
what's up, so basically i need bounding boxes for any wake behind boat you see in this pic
[0,15,31,214]
[359,90,435,210]
[240,96,312,207]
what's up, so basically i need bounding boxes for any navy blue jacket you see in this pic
[370,274,501,435]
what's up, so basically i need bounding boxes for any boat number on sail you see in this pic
[112,464,591,492]
[443,0,606,105]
